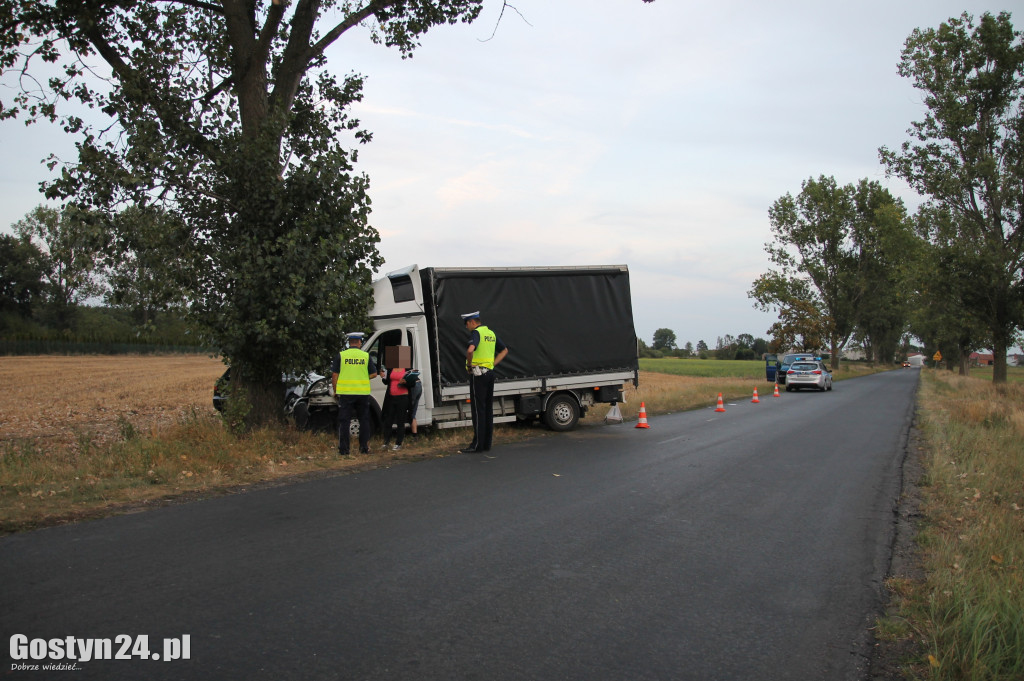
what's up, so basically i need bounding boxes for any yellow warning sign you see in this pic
[933,351,942,362]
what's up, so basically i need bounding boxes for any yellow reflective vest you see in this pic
[471,325,497,369]
[336,348,371,395]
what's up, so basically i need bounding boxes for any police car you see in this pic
[774,353,818,385]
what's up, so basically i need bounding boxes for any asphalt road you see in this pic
[1,369,919,681]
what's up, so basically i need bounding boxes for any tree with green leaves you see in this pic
[880,11,1024,384]
[849,180,919,365]
[652,327,677,351]
[13,205,108,329]
[0,233,46,320]
[909,204,991,375]
[750,176,863,368]
[103,206,197,328]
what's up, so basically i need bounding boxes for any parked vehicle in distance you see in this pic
[775,353,817,385]
[784,360,833,392]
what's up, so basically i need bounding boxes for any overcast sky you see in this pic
[0,1,1011,348]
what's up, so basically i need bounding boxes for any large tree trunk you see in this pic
[958,347,970,376]
[992,332,1009,384]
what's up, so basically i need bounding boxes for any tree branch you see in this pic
[479,1,532,43]
[157,0,225,13]
[308,0,399,59]
[254,0,287,67]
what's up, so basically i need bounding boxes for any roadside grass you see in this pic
[883,369,1024,680]
[954,365,1024,384]
[0,402,541,533]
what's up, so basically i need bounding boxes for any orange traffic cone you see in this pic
[752,388,760,403]
[635,402,650,429]
[773,384,781,397]
[715,393,726,412]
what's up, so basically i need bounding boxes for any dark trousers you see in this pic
[383,393,410,446]
[469,369,495,451]
[337,394,371,454]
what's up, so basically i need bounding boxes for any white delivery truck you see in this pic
[289,264,639,433]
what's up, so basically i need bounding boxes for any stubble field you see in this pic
[0,354,227,450]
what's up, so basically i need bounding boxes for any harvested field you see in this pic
[0,354,226,452]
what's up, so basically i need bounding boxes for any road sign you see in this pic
[933,351,942,362]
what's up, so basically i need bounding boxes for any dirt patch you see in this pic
[867,421,927,680]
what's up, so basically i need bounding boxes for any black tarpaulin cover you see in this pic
[424,267,638,387]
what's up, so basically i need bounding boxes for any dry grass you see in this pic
[887,370,1024,680]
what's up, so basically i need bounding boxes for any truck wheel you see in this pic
[544,394,579,431]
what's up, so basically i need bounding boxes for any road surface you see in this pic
[1,369,919,680]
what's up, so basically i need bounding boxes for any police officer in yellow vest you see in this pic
[459,311,508,454]
[331,332,379,455]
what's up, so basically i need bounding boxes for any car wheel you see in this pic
[786,386,793,392]
[544,394,580,431]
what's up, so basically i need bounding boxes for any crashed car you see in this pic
[213,369,361,433]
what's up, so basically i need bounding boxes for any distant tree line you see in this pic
[748,12,1023,383]
[1,205,201,349]
[640,329,768,360]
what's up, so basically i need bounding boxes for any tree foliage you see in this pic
[0,233,46,319]
[750,176,860,367]
[849,180,919,364]
[750,176,917,367]
[880,11,1024,383]
[12,205,107,329]
[652,327,677,351]
[908,204,992,375]
[102,206,196,328]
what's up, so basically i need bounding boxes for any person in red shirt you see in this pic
[381,365,410,451]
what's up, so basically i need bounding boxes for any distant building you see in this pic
[970,352,995,367]
[842,347,867,361]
